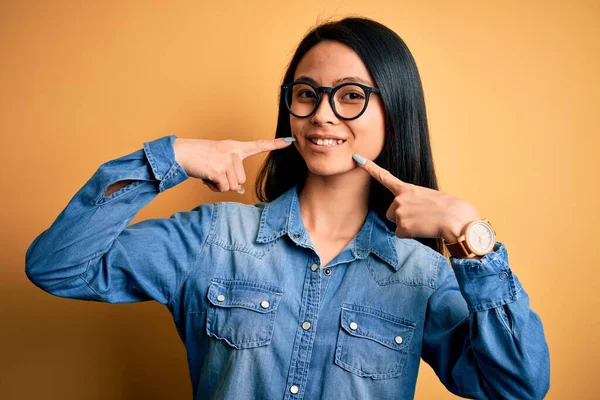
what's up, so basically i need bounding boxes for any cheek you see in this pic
[290,121,298,135]
[289,117,305,136]
[352,130,385,158]
[350,116,386,155]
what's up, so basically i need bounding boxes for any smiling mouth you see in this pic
[308,138,347,146]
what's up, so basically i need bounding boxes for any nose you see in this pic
[310,92,339,126]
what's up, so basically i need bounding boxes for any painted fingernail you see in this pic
[284,137,296,142]
[352,154,366,165]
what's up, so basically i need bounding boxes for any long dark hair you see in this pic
[255,16,446,256]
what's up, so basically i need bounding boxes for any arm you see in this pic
[421,242,550,399]
[25,135,214,305]
[349,145,550,397]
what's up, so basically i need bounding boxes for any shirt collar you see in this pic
[256,185,400,271]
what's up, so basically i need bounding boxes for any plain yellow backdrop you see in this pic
[1,0,598,399]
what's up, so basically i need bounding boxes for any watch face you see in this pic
[467,222,495,254]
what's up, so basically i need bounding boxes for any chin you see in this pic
[305,161,354,177]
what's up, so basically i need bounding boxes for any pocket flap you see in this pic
[340,305,415,351]
[207,279,283,313]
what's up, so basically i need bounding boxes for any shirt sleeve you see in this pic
[25,135,214,306]
[421,241,550,399]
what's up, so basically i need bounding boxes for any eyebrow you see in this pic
[295,75,374,86]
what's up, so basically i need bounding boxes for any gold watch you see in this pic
[444,218,496,258]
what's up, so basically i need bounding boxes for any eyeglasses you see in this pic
[281,81,381,121]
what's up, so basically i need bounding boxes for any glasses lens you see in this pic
[286,83,318,117]
[334,84,367,119]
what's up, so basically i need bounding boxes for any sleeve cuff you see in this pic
[143,134,189,192]
[450,241,523,312]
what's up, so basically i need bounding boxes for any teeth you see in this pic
[310,138,345,146]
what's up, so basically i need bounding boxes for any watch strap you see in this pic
[445,239,472,258]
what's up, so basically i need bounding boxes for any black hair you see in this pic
[255,16,446,256]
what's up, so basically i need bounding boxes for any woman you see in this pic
[26,17,550,400]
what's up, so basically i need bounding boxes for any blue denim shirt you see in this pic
[25,135,550,399]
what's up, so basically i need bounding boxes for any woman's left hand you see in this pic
[354,155,481,242]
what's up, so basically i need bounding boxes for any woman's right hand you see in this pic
[173,136,296,194]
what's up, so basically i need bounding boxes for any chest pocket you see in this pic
[206,279,283,349]
[334,304,416,379]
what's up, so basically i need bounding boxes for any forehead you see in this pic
[294,40,374,86]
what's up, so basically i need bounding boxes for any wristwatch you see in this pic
[444,218,496,258]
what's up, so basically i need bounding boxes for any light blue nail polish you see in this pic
[284,137,296,142]
[352,154,366,165]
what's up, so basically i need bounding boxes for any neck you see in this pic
[298,168,371,240]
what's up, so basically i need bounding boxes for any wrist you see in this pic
[441,228,461,243]
[441,204,481,243]
[444,220,472,243]
[173,137,191,173]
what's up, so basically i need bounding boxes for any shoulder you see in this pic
[387,237,449,290]
[188,200,264,221]
[188,200,266,243]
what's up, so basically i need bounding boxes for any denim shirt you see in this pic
[25,135,550,400]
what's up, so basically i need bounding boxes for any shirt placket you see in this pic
[283,257,325,399]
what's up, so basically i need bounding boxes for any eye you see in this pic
[297,90,317,99]
[342,92,365,101]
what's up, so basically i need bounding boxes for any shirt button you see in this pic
[499,270,509,280]
[302,321,311,330]
[260,300,270,309]
[349,321,358,330]
[293,233,301,239]
[217,294,225,302]
[290,384,299,394]
[324,268,332,276]
[395,336,403,344]
[310,263,319,272]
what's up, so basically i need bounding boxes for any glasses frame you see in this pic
[281,81,381,121]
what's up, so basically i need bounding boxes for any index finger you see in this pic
[355,155,404,196]
[238,137,295,159]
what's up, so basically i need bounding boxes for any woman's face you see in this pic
[290,40,386,177]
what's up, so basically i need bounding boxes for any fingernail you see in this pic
[352,154,366,165]
[284,137,296,142]
[236,186,245,194]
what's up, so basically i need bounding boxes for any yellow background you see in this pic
[1,1,598,398]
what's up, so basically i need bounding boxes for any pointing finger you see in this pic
[352,153,405,196]
[239,137,296,159]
